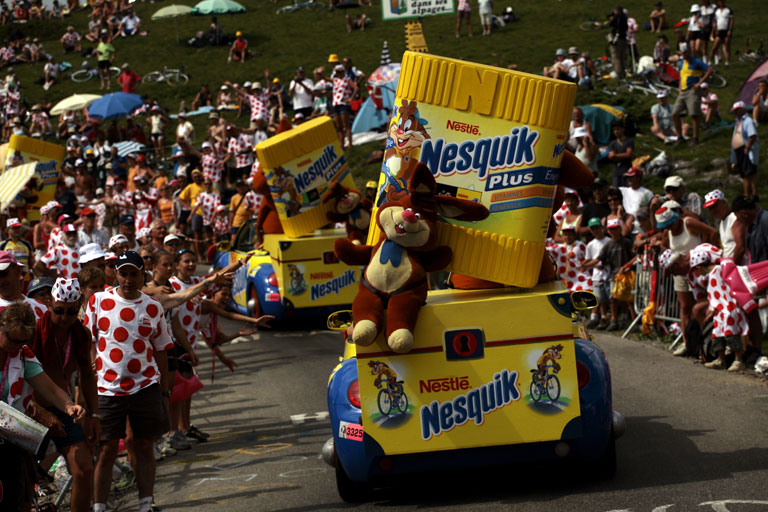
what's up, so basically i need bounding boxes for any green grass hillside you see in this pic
[3,0,766,198]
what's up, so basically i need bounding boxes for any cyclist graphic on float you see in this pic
[530,344,563,403]
[368,360,408,416]
[287,264,307,295]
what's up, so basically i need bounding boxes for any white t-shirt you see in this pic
[290,78,314,110]
[567,58,583,80]
[176,121,194,141]
[41,242,81,278]
[718,212,737,260]
[44,62,59,78]
[619,186,653,217]
[122,14,139,31]
[585,237,610,283]
[714,7,732,31]
[86,289,172,396]
[0,296,47,320]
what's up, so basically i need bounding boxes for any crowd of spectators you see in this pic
[549,110,765,376]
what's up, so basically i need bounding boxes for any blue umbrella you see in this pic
[88,93,143,120]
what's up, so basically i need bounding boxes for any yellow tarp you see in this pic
[0,163,36,211]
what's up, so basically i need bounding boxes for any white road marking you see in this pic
[290,411,330,424]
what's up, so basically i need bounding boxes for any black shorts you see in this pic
[98,384,169,441]
[294,106,312,119]
[98,60,111,69]
[46,406,86,451]
[167,343,192,374]
[717,29,729,39]
[203,225,213,233]
[178,210,190,225]
[150,133,163,142]
[190,213,203,232]
[734,149,758,178]
[332,104,352,116]
[235,165,251,179]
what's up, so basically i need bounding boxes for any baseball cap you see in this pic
[252,82,262,90]
[75,158,85,166]
[731,100,747,112]
[297,66,305,72]
[703,189,726,208]
[690,4,699,12]
[78,242,106,264]
[625,166,642,177]
[561,224,576,232]
[115,250,144,271]
[366,180,377,189]
[6,218,21,228]
[243,81,252,89]
[699,82,709,89]
[137,227,151,239]
[663,199,682,210]
[51,277,81,303]
[215,205,227,213]
[0,251,19,271]
[655,204,679,229]
[555,48,566,56]
[606,218,621,229]
[690,243,721,268]
[118,215,135,226]
[202,141,212,149]
[568,46,578,55]
[137,154,146,162]
[163,234,181,245]
[664,176,684,189]
[96,188,105,196]
[81,207,95,216]
[656,90,667,98]
[333,64,344,72]
[588,217,603,228]
[328,53,340,63]
[27,277,55,296]
[62,224,77,233]
[191,168,202,176]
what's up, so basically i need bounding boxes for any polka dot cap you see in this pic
[52,277,81,303]
[658,249,677,270]
[690,243,722,268]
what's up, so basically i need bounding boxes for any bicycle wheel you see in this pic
[579,21,600,31]
[71,69,93,83]
[708,70,727,89]
[377,389,392,416]
[395,390,408,414]
[545,375,561,402]
[109,67,121,79]
[142,71,164,84]
[530,379,542,402]
[166,72,189,87]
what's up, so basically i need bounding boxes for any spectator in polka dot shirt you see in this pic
[181,140,224,189]
[36,224,81,279]
[0,251,48,320]
[86,251,172,512]
[195,179,221,259]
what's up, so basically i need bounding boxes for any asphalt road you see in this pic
[113,323,768,512]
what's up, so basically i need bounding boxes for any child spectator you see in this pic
[699,82,720,125]
[582,217,635,331]
[584,218,611,329]
[649,1,667,33]
[689,244,747,371]
[547,225,591,292]
[456,0,472,37]
[213,205,230,241]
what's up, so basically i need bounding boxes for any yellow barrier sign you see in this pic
[405,21,429,52]
[355,283,581,455]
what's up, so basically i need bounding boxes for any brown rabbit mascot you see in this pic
[323,180,372,244]
[334,163,489,353]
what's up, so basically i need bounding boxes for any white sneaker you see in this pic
[153,442,164,461]
[156,437,177,457]
[727,359,745,372]
[673,344,688,356]
[169,431,191,450]
[705,358,726,370]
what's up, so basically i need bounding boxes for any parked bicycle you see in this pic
[70,60,120,83]
[142,65,189,86]
[276,0,323,14]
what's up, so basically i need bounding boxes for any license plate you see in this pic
[338,421,364,442]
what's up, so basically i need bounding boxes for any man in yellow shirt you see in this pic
[228,179,262,240]
[177,169,204,257]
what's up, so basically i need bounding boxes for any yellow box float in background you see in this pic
[2,135,65,222]
[256,117,357,238]
[355,282,581,455]
[263,229,360,309]
[371,51,576,288]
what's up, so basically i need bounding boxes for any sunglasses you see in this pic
[6,333,32,344]
[52,306,79,316]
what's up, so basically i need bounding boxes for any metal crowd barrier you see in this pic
[622,247,682,343]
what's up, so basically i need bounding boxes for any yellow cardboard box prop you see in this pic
[370,52,576,288]
[3,135,65,221]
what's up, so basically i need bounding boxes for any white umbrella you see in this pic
[50,94,102,116]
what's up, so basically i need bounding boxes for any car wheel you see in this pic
[335,454,370,503]
[247,286,261,318]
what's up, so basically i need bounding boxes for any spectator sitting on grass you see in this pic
[751,79,768,124]
[119,9,141,37]
[651,90,688,143]
[346,13,369,32]
[653,34,670,64]
[60,26,81,52]
[543,48,573,81]
[228,31,248,63]
[649,1,667,32]
[49,0,62,18]
[43,56,60,91]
